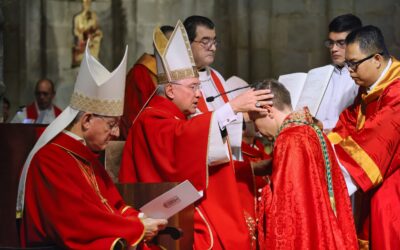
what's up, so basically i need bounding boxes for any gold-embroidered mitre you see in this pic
[153,20,198,84]
[70,42,128,116]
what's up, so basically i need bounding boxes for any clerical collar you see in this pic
[198,67,212,82]
[63,130,86,146]
[367,58,392,94]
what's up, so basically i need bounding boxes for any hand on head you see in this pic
[229,89,273,114]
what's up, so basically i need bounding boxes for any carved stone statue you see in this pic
[72,0,103,67]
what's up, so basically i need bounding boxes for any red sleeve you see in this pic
[23,146,144,249]
[120,65,156,139]
[332,79,400,192]
[120,108,212,191]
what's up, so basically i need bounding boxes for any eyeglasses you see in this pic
[93,114,120,132]
[192,38,219,49]
[171,82,201,92]
[344,52,383,71]
[323,39,346,49]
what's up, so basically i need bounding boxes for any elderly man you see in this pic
[250,79,358,250]
[17,44,167,250]
[329,25,400,249]
[120,21,272,250]
[11,78,62,124]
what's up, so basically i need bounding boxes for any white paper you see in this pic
[278,65,334,116]
[140,180,203,219]
[295,65,334,116]
[278,72,307,109]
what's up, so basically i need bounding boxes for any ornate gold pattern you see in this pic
[70,92,123,116]
[244,211,257,250]
[157,66,199,84]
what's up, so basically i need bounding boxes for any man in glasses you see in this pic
[11,78,62,124]
[183,16,274,249]
[329,25,400,249]
[120,21,272,250]
[17,44,167,249]
[317,14,361,131]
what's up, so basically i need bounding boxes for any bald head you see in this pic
[35,79,56,110]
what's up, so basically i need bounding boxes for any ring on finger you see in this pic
[255,101,261,108]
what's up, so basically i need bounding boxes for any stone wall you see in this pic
[2,0,400,115]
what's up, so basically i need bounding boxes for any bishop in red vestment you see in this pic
[328,26,400,249]
[120,20,273,250]
[250,80,358,250]
[21,132,145,249]
[17,42,167,250]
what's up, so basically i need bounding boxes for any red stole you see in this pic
[26,102,62,120]
[197,69,228,112]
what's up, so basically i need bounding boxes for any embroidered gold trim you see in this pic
[121,205,131,215]
[70,92,123,116]
[157,66,199,84]
[339,136,383,186]
[327,132,343,144]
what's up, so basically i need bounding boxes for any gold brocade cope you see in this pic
[356,57,400,130]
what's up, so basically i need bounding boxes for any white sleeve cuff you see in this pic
[215,103,238,130]
[331,143,358,196]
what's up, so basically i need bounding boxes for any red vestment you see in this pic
[26,102,62,120]
[258,110,358,250]
[329,59,400,249]
[120,53,157,139]
[119,95,251,250]
[235,140,271,249]
[21,132,144,249]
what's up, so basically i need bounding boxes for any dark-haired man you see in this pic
[251,79,358,250]
[329,25,400,249]
[317,14,362,131]
[11,78,62,124]
[183,15,272,249]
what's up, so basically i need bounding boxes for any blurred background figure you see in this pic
[72,0,103,67]
[11,78,62,124]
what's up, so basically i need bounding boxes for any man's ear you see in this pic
[81,113,92,131]
[374,53,384,69]
[165,83,174,99]
[265,105,274,119]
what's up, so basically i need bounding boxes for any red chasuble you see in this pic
[329,59,400,249]
[120,53,157,139]
[26,102,62,121]
[258,110,358,250]
[235,141,271,249]
[120,95,251,250]
[21,132,144,249]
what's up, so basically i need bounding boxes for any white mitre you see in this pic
[154,20,198,84]
[16,43,128,217]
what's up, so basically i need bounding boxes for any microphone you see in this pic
[206,84,253,102]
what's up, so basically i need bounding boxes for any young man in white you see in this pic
[316,14,362,131]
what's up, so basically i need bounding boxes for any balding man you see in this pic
[11,78,62,124]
